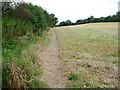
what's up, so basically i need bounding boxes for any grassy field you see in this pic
[55,22,118,88]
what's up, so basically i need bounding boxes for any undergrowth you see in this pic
[2,33,49,88]
[2,1,56,88]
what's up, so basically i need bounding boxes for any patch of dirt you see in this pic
[38,29,67,88]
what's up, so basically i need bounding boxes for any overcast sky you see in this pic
[24,0,119,23]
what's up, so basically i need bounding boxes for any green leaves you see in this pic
[2,2,57,88]
[25,3,58,35]
[2,17,32,39]
[3,2,58,37]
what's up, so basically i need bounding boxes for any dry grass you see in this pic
[55,22,118,88]
[9,61,23,88]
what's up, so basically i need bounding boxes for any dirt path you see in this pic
[38,29,66,88]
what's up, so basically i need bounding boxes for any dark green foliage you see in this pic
[59,20,74,26]
[58,12,120,26]
[59,21,67,26]
[68,73,79,81]
[25,4,48,35]
[2,65,11,88]
[50,14,58,27]
[2,2,13,15]
[2,2,58,37]
[66,20,72,26]
[2,17,32,39]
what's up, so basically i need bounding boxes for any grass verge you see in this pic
[2,32,50,88]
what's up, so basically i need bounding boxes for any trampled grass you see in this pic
[55,22,118,88]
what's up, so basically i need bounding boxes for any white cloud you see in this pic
[24,0,119,23]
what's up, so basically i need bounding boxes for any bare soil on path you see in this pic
[38,28,66,88]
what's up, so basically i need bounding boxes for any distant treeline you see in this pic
[58,12,120,26]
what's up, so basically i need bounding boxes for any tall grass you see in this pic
[2,17,49,88]
[2,2,56,88]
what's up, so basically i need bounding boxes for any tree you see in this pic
[76,20,85,24]
[59,21,66,26]
[50,14,58,27]
[2,2,13,15]
[66,20,72,26]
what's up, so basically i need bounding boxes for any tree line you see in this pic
[2,2,58,39]
[58,12,120,26]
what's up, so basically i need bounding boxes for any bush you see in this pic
[2,2,57,88]
[2,17,32,39]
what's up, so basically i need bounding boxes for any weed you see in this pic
[68,72,79,81]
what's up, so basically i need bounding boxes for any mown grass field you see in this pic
[55,23,118,88]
